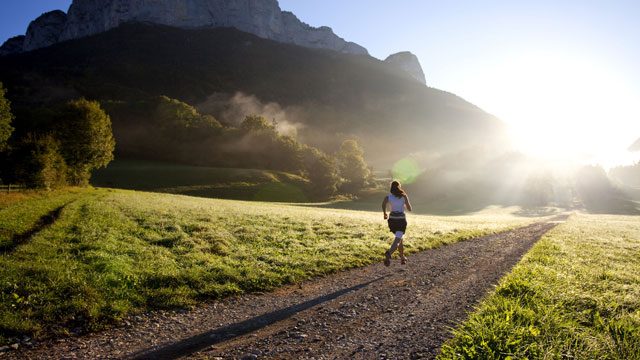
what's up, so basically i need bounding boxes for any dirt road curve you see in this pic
[4,215,568,360]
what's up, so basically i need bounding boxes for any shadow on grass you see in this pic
[128,275,389,360]
[0,203,69,253]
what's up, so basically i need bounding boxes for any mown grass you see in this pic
[0,188,540,345]
[439,213,640,360]
[0,189,85,250]
[90,159,310,202]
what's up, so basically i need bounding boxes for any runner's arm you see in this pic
[404,195,413,212]
[382,196,389,219]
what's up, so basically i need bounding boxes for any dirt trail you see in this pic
[3,215,568,360]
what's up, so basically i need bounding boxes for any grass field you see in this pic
[0,188,541,345]
[90,159,311,202]
[439,213,640,359]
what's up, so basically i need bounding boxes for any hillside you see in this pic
[0,23,507,167]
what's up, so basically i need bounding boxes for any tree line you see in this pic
[0,85,372,198]
[0,83,115,189]
[101,95,373,197]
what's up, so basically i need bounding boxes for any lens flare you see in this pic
[392,158,420,184]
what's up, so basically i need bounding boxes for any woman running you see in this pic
[382,180,412,266]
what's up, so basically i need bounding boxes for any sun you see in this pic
[470,53,640,168]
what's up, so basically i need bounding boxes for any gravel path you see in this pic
[2,215,568,360]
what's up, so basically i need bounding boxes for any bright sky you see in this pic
[2,0,639,167]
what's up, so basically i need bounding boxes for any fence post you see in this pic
[7,184,10,194]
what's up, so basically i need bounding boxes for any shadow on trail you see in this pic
[128,275,390,360]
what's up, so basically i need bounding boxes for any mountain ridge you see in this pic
[2,0,367,56]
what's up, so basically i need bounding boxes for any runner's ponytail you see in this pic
[390,180,406,198]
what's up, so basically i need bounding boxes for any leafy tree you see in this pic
[240,115,277,136]
[56,99,115,185]
[304,147,339,197]
[274,135,305,173]
[336,139,370,193]
[609,163,640,187]
[11,135,67,190]
[0,82,14,152]
[524,172,554,206]
[154,96,222,131]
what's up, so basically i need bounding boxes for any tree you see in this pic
[240,115,277,136]
[274,135,305,173]
[336,139,370,193]
[12,135,67,190]
[523,172,554,206]
[56,99,115,185]
[154,96,222,132]
[0,82,14,152]
[575,165,615,209]
[304,147,339,197]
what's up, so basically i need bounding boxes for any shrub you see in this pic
[12,135,67,190]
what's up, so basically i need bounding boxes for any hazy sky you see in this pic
[2,0,639,166]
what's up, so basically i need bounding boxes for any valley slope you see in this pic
[0,23,507,168]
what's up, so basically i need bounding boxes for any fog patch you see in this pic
[196,92,305,138]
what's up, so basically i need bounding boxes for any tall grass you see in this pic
[439,213,640,359]
[0,188,538,344]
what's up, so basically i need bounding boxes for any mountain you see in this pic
[0,22,507,169]
[23,10,67,52]
[2,0,367,56]
[0,36,25,56]
[385,52,426,85]
[628,137,640,152]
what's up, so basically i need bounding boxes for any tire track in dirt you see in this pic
[3,215,568,360]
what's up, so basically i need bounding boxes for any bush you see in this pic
[12,135,67,190]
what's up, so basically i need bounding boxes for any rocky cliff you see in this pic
[0,36,25,56]
[24,10,68,52]
[384,51,426,85]
[2,0,368,56]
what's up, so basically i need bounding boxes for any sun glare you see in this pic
[471,53,640,168]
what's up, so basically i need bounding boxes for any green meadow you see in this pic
[0,188,537,344]
[439,213,640,360]
[90,159,311,202]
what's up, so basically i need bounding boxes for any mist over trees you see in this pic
[102,96,369,198]
[0,88,371,198]
[610,163,640,188]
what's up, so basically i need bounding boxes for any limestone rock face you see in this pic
[0,36,25,56]
[384,51,426,85]
[57,0,368,55]
[278,11,366,54]
[24,10,68,52]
